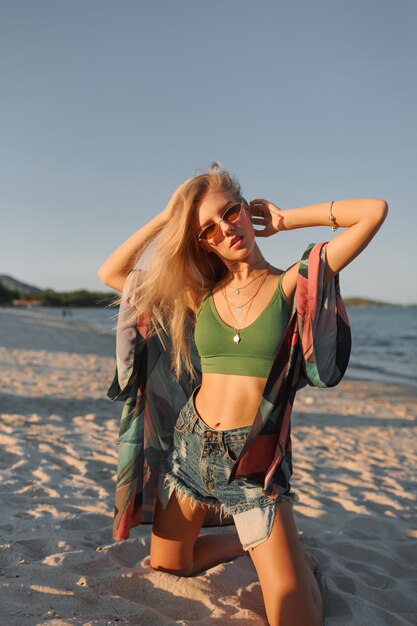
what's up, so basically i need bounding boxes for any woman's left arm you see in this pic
[250,198,389,284]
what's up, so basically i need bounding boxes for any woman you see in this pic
[98,163,388,626]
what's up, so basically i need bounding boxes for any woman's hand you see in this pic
[160,179,192,222]
[98,178,192,292]
[249,199,285,237]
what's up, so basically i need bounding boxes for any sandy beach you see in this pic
[0,307,416,626]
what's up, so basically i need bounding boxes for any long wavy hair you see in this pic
[122,162,243,381]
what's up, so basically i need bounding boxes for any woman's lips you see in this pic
[230,235,244,249]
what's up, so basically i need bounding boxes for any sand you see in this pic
[0,307,416,625]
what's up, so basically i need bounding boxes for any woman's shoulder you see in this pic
[266,265,286,278]
[119,268,146,295]
[194,288,212,313]
[274,262,298,308]
[279,241,328,304]
[185,287,212,317]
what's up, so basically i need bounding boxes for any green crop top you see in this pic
[194,272,291,377]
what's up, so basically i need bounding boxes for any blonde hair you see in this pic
[122,162,242,381]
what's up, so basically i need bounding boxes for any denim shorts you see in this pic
[157,388,298,551]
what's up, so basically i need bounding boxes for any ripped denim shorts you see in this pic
[157,388,299,551]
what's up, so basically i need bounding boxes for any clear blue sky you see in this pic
[2,0,416,304]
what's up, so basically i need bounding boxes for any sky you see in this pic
[1,0,416,304]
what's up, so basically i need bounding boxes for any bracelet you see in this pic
[329,201,339,232]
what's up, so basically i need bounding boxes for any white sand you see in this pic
[0,307,416,625]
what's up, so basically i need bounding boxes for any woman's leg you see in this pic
[150,491,244,576]
[248,501,323,626]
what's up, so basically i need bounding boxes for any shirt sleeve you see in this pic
[296,242,351,387]
[107,269,147,401]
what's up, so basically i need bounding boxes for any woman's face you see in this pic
[196,190,256,263]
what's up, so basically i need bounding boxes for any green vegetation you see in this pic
[0,276,118,307]
[344,297,396,307]
[0,283,15,305]
[40,288,118,307]
[0,275,414,308]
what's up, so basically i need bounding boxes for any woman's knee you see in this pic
[149,521,197,578]
[261,580,322,626]
[149,554,194,577]
[248,502,323,624]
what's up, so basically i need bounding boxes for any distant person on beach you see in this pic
[62,306,73,319]
[98,163,387,626]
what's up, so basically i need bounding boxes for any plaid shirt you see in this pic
[107,241,351,541]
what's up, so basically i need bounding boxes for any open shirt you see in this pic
[107,241,351,541]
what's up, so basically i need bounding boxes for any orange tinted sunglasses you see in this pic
[197,201,246,241]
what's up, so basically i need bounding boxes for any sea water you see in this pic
[29,304,417,389]
[344,305,417,389]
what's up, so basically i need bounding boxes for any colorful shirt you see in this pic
[107,241,351,541]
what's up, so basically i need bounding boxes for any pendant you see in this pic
[235,307,242,315]
[233,288,240,296]
[233,333,241,344]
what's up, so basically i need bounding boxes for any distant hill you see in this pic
[344,297,395,307]
[0,275,43,295]
[0,275,415,308]
[0,275,117,307]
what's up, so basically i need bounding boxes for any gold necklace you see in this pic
[226,265,270,297]
[228,257,267,274]
[222,271,269,315]
[223,270,269,343]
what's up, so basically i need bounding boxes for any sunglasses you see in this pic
[197,201,245,241]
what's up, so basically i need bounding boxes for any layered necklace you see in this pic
[223,265,270,314]
[221,265,270,344]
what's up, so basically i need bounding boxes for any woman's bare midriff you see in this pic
[194,372,268,430]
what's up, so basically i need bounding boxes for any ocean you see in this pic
[35,304,417,390]
[342,305,417,389]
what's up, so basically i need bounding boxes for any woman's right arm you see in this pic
[97,213,168,292]
[97,180,190,292]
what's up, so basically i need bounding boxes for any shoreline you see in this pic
[0,307,416,625]
[1,306,415,394]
